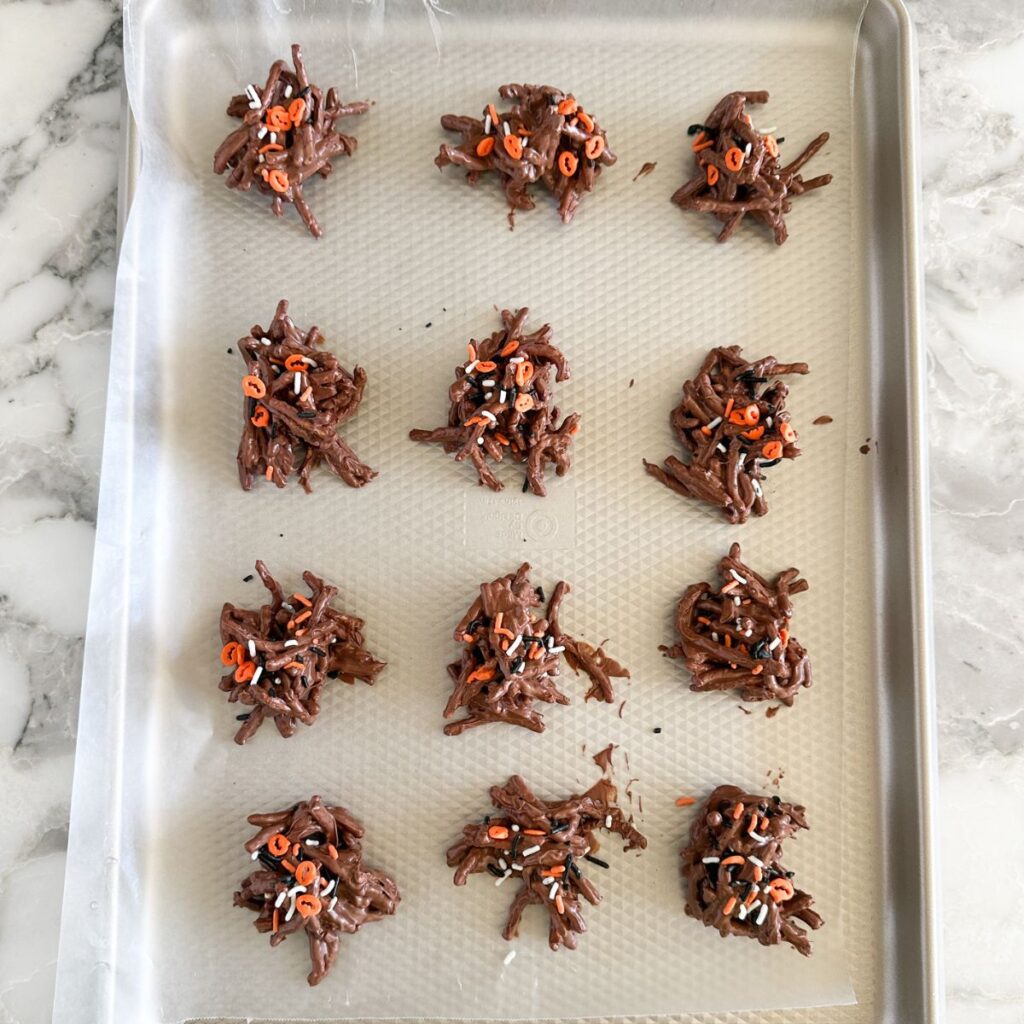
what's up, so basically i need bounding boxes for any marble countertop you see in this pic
[0,2,1018,1021]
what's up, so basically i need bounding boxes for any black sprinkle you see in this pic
[511,657,525,674]
[236,712,251,721]
[509,835,520,859]
[298,410,316,419]
[583,854,609,869]
[785,870,795,878]
[522,476,530,493]
[653,727,662,734]
[326,671,339,679]
[309,646,326,656]
[772,795,782,805]
[487,864,504,878]
[243,574,254,583]
[568,859,582,879]
[425,322,432,329]
[776,136,786,144]
[686,123,708,136]
[227,347,233,354]
[535,586,546,603]
[483,815,491,824]
[759,458,782,469]
[550,822,569,834]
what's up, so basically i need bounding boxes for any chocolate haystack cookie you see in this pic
[663,543,811,706]
[436,85,615,226]
[213,44,369,238]
[237,299,376,492]
[448,772,647,951]
[680,784,822,955]
[410,308,580,495]
[235,795,400,985]
[644,346,808,523]
[444,562,629,735]
[218,561,385,743]
[672,90,831,244]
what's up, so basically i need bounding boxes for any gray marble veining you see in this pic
[0,2,1020,1021]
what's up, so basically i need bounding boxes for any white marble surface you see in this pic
[0,2,1019,1021]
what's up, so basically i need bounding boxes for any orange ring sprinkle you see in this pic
[296,893,322,918]
[242,375,266,398]
[725,146,745,172]
[266,169,290,194]
[742,404,760,426]
[234,661,256,683]
[250,406,270,428]
[584,136,605,160]
[557,151,579,177]
[499,340,519,357]
[294,861,318,886]
[265,105,291,132]
[706,164,720,186]
[762,441,784,460]
[220,641,243,666]
[288,98,306,124]
[503,134,523,160]
[268,833,290,856]
[764,135,779,158]
[476,136,495,157]
[475,360,498,373]
[779,421,796,443]
[284,354,306,373]
[557,97,577,116]
[577,110,594,132]
[742,425,765,441]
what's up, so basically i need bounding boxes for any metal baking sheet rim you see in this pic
[62,2,941,1022]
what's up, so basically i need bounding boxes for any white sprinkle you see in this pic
[269,132,277,144]
[246,84,260,101]
[321,878,336,897]
[305,839,320,846]
[249,99,261,109]
[768,637,781,651]
[752,479,763,498]
[503,949,516,966]
[302,357,317,367]
[328,896,338,911]
[729,569,748,584]
[605,815,613,828]
[749,831,769,843]
[477,437,484,446]
[521,845,541,857]
[701,857,720,864]
[756,903,769,926]
[260,337,271,345]
[712,632,719,642]
[284,639,299,648]
[498,858,508,871]
[738,453,747,467]
[745,629,753,637]
[482,379,496,387]
[511,824,520,833]
[484,392,493,400]
[288,885,307,898]
[737,904,748,921]
[484,113,492,134]
[548,645,565,655]
[749,856,765,867]
[499,390,507,403]
[284,83,293,98]
[480,410,498,423]
[258,154,265,163]
[282,602,295,612]
[547,883,559,901]
[294,373,302,394]
[760,126,777,135]
[250,665,263,687]
[275,890,288,908]
[506,634,523,656]
[766,416,773,427]
[744,142,753,158]
[248,640,257,658]
[707,416,722,430]
[465,360,479,374]
[502,120,511,135]
[512,862,523,871]
[495,872,511,886]
[257,125,268,139]
[542,875,555,886]
[734,597,741,607]
[251,849,260,860]
[717,443,727,454]
[284,904,297,923]
[749,900,762,915]
[509,356,525,363]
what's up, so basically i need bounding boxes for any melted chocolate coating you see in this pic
[448,773,646,951]
[410,308,580,496]
[680,785,822,955]
[644,345,808,523]
[235,795,400,985]
[218,561,385,743]
[237,299,376,493]
[672,90,832,244]
[436,84,616,226]
[213,44,369,239]
[443,562,629,735]
[664,542,811,706]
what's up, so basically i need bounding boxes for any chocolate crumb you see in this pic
[235,794,400,985]
[593,743,616,773]
[242,574,254,583]
[672,91,831,245]
[766,704,781,718]
[859,443,870,455]
[653,727,662,734]
[213,45,370,239]
[680,784,822,955]
[628,378,635,389]
[425,322,432,328]
[738,705,753,715]
[812,415,833,425]
[617,699,627,719]
[448,772,646,951]
[633,161,657,181]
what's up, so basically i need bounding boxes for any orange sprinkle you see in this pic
[242,375,266,398]
[751,664,764,675]
[281,859,297,874]
[558,150,579,177]
[266,169,290,194]
[731,802,744,820]
[557,96,577,116]
[288,98,306,125]
[494,432,510,446]
[675,796,696,807]
[462,632,475,643]
[762,441,784,460]
[487,103,499,127]
[299,386,313,404]
[468,666,496,683]
[725,146,745,172]
[503,134,523,160]
[764,135,779,158]
[747,812,759,835]
[691,131,708,152]
[760,816,770,831]
[522,829,546,836]
[293,593,312,608]
[234,661,256,683]
[467,343,477,361]
[706,164,720,186]
[742,425,765,441]
[555,892,565,914]
[220,642,243,666]
[250,406,270,428]
[272,908,280,933]
[326,844,339,860]
[499,340,519,357]
[476,136,495,157]
[541,866,566,877]
[577,110,594,132]
[745,887,759,908]
[294,861,318,886]
[501,639,509,652]
[284,354,306,373]
[720,855,745,867]
[494,627,515,640]
[265,105,291,132]
[753,865,763,882]
[283,661,305,672]
[487,825,510,840]
[293,609,312,625]
[720,580,738,594]
[584,136,605,160]
[494,613,503,629]
[295,628,308,638]
[723,897,737,916]
[296,893,322,918]
[724,634,732,648]
[268,833,290,856]
[265,466,274,481]
[568,423,580,435]
[515,361,534,387]
[464,416,485,428]
[476,360,498,373]
[258,142,285,156]
[723,398,735,420]
[779,421,797,443]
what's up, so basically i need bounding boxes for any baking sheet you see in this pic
[54,1,943,1022]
